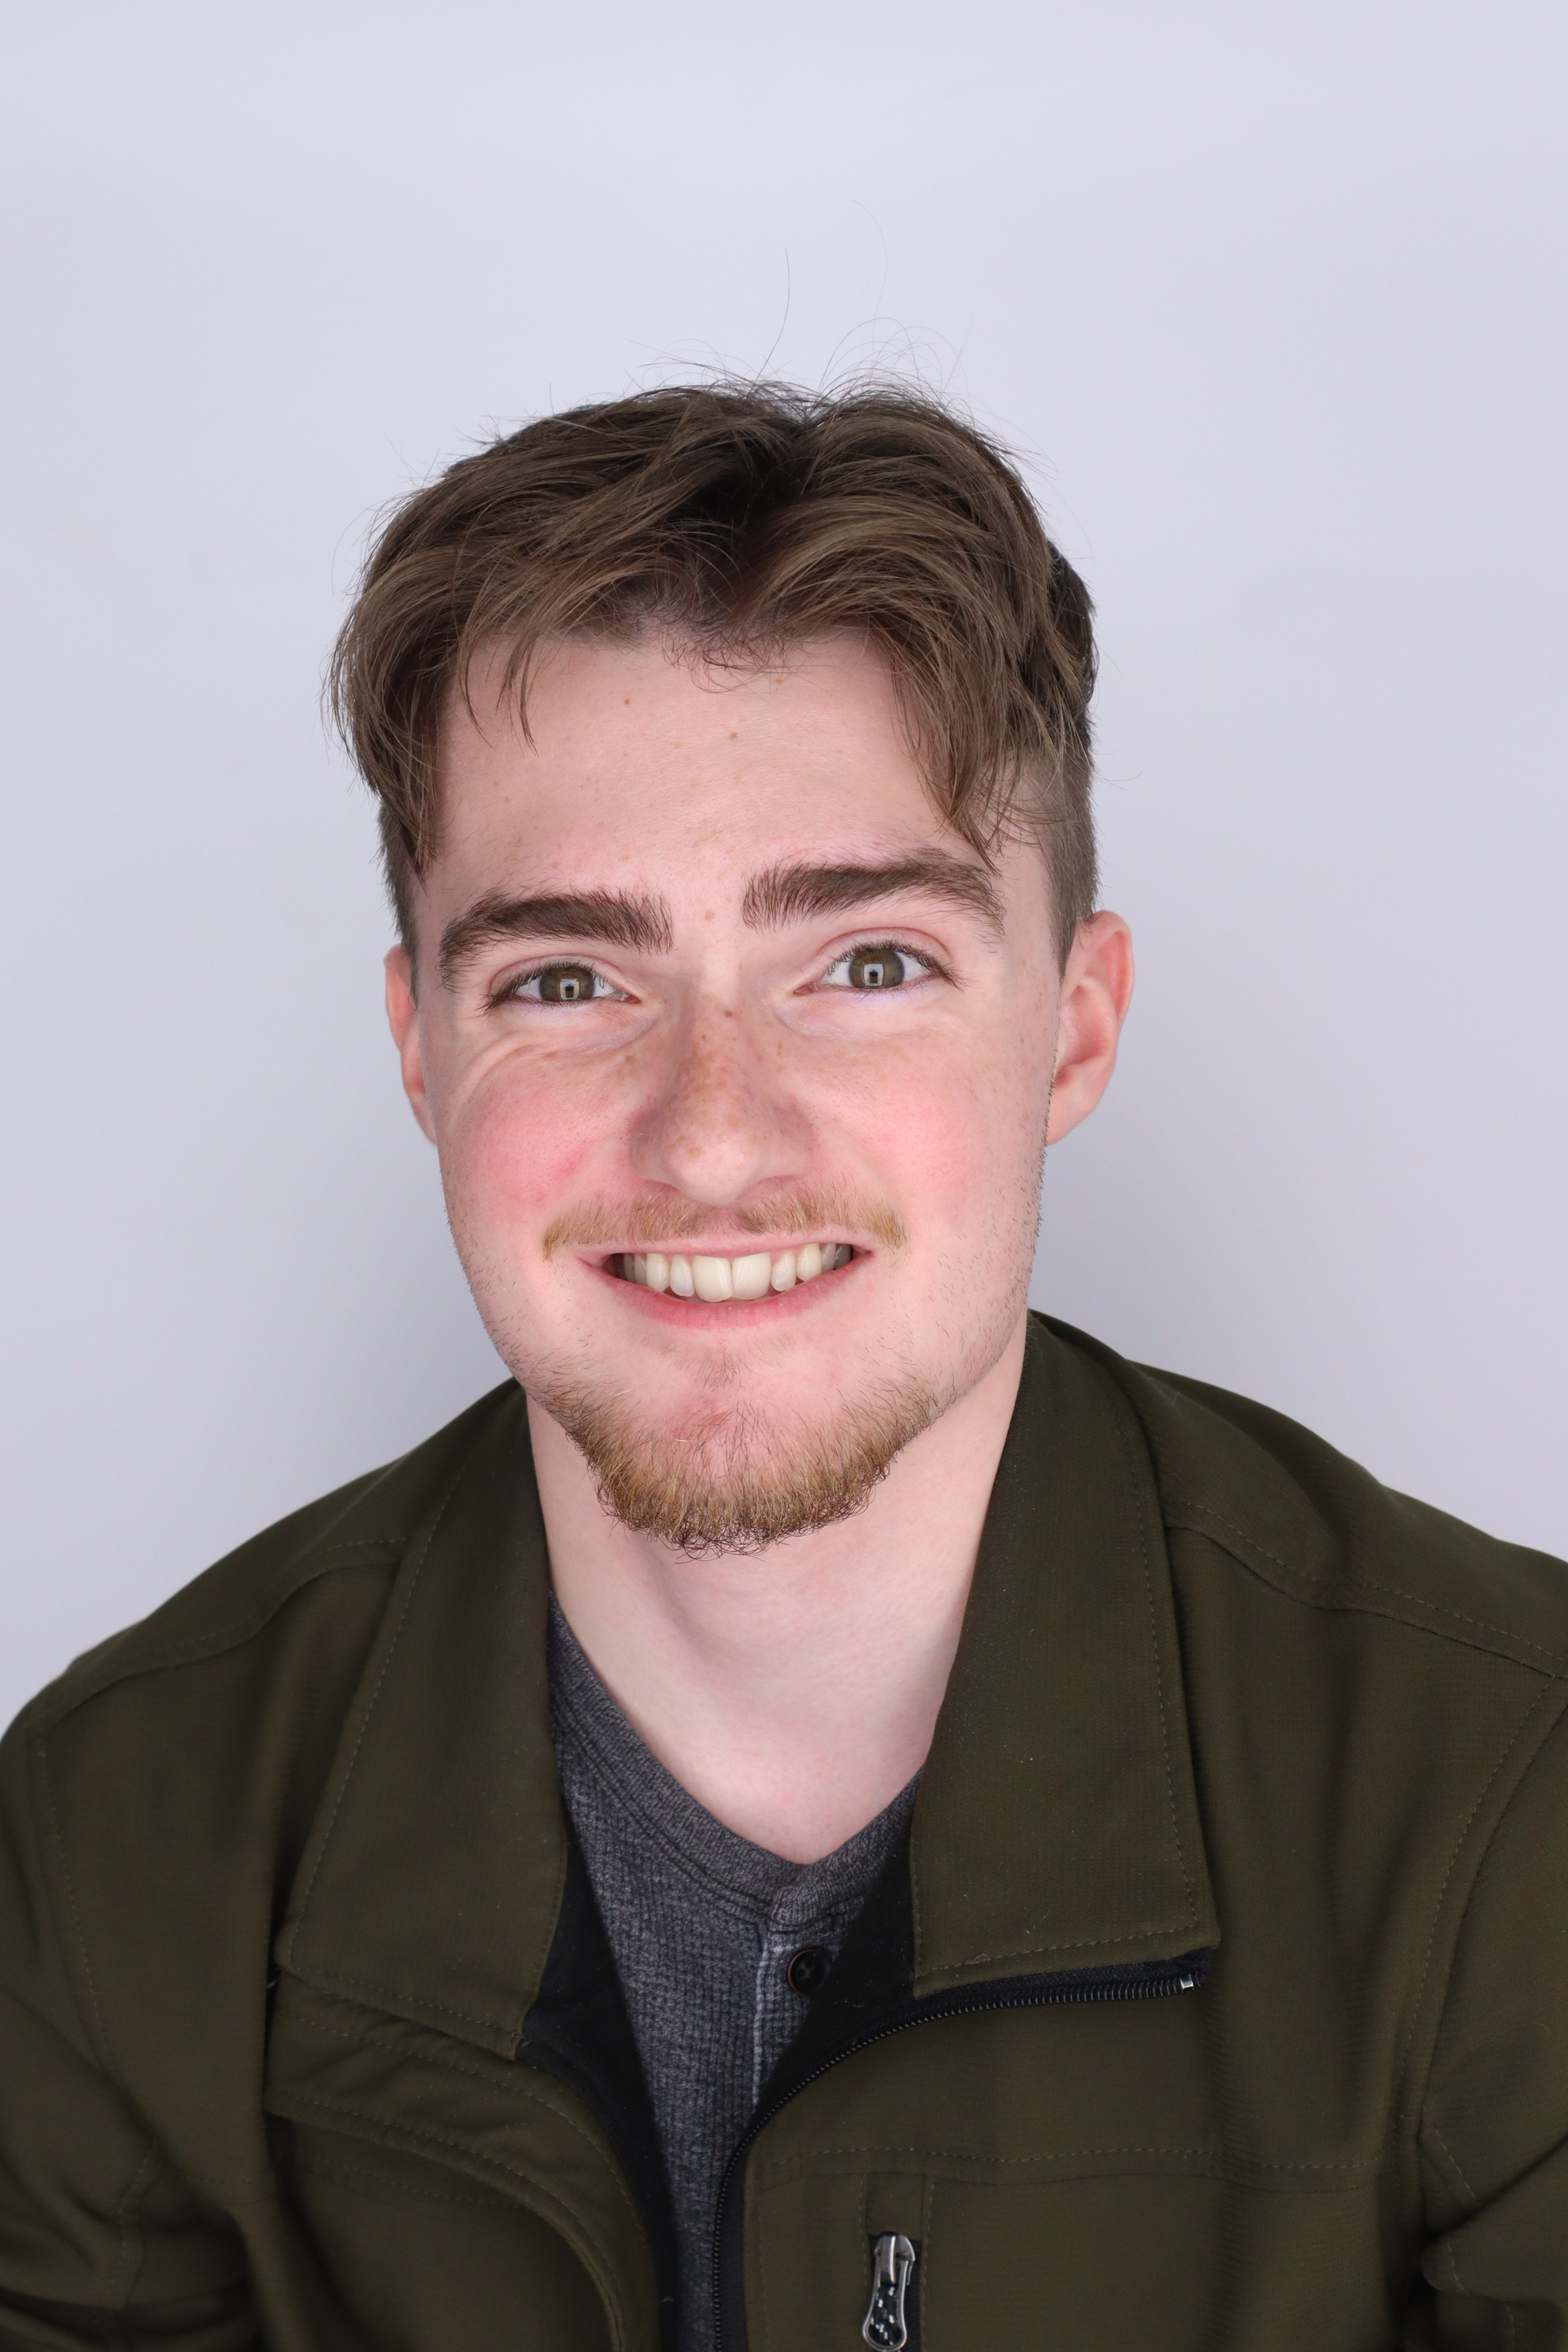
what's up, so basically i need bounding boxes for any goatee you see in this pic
[535,1369,944,1555]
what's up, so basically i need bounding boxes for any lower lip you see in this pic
[590,1253,861,1330]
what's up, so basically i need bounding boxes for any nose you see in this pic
[630,997,810,1209]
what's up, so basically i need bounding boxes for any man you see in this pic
[1,384,1564,2352]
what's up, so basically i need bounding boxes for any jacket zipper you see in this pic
[863,2233,917,2349]
[711,1949,1210,2352]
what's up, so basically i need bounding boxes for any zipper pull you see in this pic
[862,2233,916,2350]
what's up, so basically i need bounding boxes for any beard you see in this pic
[533,1360,945,1556]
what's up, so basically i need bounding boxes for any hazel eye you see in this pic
[818,943,932,992]
[505,962,622,1005]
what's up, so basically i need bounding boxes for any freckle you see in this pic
[729,731,738,740]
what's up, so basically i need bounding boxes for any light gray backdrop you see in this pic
[3,1,1565,1729]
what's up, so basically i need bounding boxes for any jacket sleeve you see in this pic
[0,1716,256,2352]
[1412,1698,1568,2350]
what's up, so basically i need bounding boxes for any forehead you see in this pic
[435,634,948,880]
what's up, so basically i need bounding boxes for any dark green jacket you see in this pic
[3,1317,1567,2351]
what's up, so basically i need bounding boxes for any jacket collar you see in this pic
[910,1315,1217,1996]
[276,1390,562,2057]
[277,1317,1216,2049]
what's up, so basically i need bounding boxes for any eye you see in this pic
[499,961,625,1006]
[817,942,935,992]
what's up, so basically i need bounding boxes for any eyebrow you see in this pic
[437,889,675,988]
[437,854,1004,988]
[741,854,1005,936]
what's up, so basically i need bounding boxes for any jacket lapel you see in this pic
[275,1387,563,2052]
[910,1316,1218,1996]
[267,1393,668,2346]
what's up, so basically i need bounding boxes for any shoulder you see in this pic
[0,1380,530,2052]
[1035,1317,1568,2086]
[7,1379,526,1755]
[1036,1313,1568,1675]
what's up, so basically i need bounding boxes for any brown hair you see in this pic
[329,382,1098,960]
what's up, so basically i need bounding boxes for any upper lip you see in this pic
[591,1237,859,1258]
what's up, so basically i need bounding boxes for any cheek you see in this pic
[440,1052,635,1230]
[835,1018,1051,1232]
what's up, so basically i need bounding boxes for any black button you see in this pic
[786,1944,831,1997]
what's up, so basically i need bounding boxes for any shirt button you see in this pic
[786,1944,831,1996]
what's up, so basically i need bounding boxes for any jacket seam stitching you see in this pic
[32,1736,120,2084]
[32,1736,170,2311]
[757,2165,776,2352]
[294,1537,418,1556]
[0,1985,190,2294]
[106,1550,403,1671]
[1400,1676,1561,2122]
[281,2088,631,2351]
[1110,1385,1200,1929]
[279,2009,637,2190]
[537,1831,571,2045]
[914,1923,1203,1972]
[110,2136,162,2307]
[28,1545,405,1727]
[277,1403,511,1557]
[922,2173,937,2343]
[281,2146,516,2212]
[910,1804,925,1986]
[1423,2120,1480,2209]
[156,2162,278,2198]
[1166,1499,1568,1668]
[285,1443,485,1940]
[763,2142,1385,2173]
[913,1355,1202,1975]
[283,1961,514,2035]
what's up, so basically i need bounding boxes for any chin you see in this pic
[530,1363,944,1558]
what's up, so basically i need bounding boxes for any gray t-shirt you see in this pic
[548,1599,918,2352]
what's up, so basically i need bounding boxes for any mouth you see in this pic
[609,1242,855,1302]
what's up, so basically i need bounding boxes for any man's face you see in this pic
[388,635,1123,1551]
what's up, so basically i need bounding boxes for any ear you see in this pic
[1046,910,1135,1145]
[385,948,438,1142]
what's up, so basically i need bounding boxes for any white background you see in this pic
[2,2,1564,1729]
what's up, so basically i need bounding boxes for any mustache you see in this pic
[543,1186,906,1257]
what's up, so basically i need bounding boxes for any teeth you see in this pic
[619,1242,851,1298]
[731,1252,773,1300]
[692,1255,733,1302]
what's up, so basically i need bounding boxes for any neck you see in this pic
[529,1314,1027,1863]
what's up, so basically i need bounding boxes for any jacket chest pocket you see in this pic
[744,2164,1393,2350]
[270,2119,616,2352]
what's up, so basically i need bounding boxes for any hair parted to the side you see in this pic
[328,381,1098,962]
